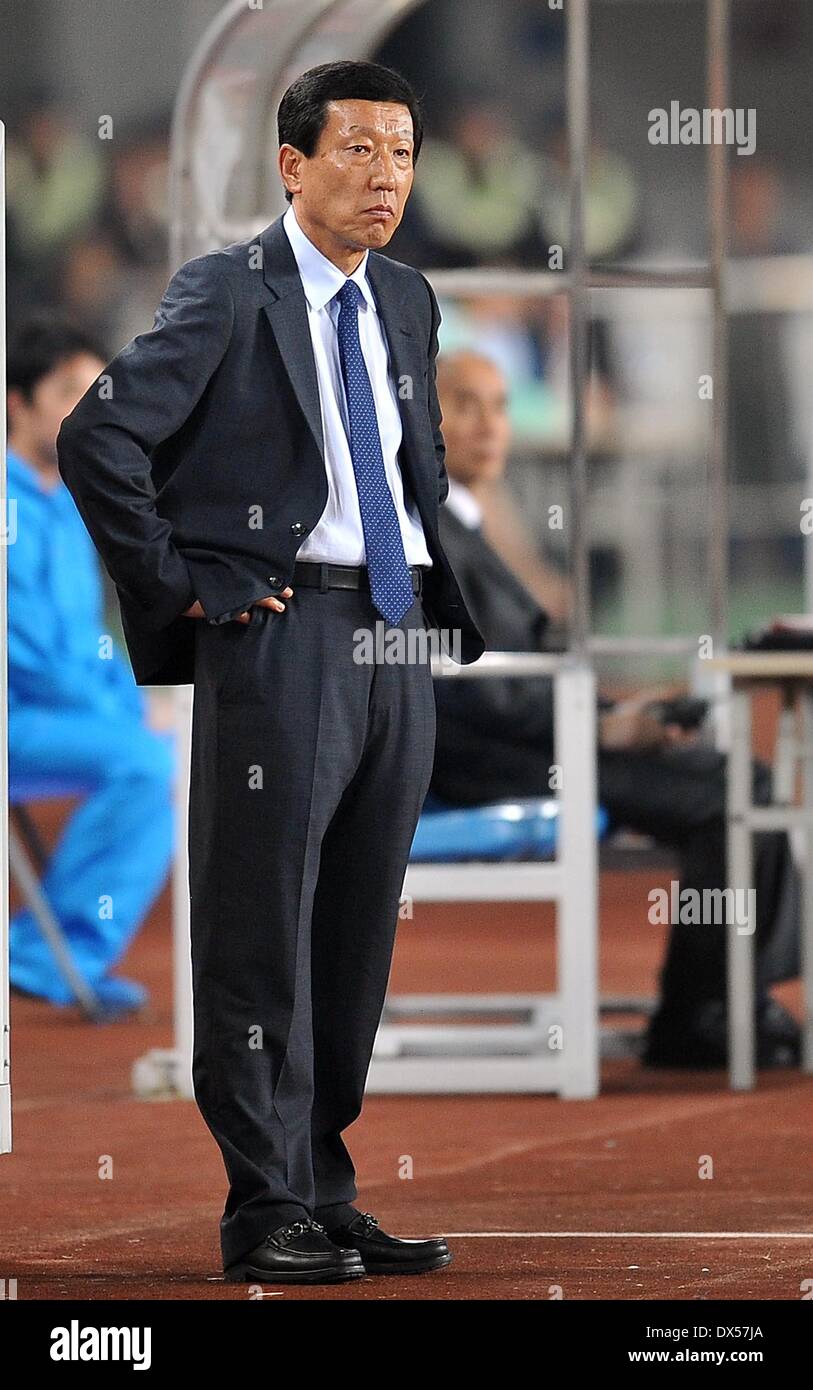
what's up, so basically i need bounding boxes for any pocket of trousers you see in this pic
[208,606,274,705]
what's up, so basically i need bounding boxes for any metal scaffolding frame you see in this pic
[125,0,757,1097]
[167,0,743,660]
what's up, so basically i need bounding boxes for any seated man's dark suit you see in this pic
[432,499,801,1041]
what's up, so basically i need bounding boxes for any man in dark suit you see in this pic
[430,349,802,1071]
[57,60,484,1285]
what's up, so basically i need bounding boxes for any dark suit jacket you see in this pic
[56,214,485,685]
[430,507,558,800]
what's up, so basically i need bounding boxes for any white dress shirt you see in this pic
[443,477,483,530]
[282,203,432,567]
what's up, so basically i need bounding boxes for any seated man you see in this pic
[6,313,175,1013]
[431,348,801,1068]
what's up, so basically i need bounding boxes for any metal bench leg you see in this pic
[11,805,52,875]
[7,823,103,1020]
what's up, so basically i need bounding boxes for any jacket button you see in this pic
[268,575,280,585]
[290,521,306,536]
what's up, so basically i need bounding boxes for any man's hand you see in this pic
[598,684,704,752]
[633,683,704,748]
[598,694,670,752]
[181,587,294,624]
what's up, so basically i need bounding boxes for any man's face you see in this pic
[437,355,511,486]
[280,98,415,251]
[10,352,104,466]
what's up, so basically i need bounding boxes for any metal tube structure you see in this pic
[131,0,756,1098]
[707,0,731,650]
[565,0,590,655]
[161,0,753,664]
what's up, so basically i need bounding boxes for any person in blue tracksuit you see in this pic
[6,313,175,1013]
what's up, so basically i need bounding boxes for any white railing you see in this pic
[135,653,599,1100]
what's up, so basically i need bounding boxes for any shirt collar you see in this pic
[445,478,483,530]
[283,203,376,315]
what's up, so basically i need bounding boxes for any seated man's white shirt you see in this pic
[443,477,483,530]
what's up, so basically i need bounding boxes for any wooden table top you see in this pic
[706,651,813,679]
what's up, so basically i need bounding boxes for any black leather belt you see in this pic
[292,561,425,595]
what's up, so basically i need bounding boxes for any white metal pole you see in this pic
[727,683,755,1089]
[556,662,599,1098]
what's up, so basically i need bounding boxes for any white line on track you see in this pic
[443,1231,813,1239]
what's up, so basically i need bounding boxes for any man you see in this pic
[57,61,484,1284]
[7,314,175,1014]
[430,348,801,1070]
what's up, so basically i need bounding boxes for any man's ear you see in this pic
[278,144,302,201]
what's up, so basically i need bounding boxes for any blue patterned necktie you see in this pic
[334,277,415,626]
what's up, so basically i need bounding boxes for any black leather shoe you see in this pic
[323,1211,452,1275]
[223,1219,365,1284]
[642,997,801,1070]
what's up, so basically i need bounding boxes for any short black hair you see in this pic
[277,60,424,204]
[7,312,107,401]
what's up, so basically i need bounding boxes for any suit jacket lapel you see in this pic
[259,216,325,466]
[365,253,424,494]
[258,214,423,487]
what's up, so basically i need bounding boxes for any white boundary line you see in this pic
[444,1231,813,1239]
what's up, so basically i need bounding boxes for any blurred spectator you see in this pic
[7,94,176,346]
[728,160,801,488]
[54,228,126,347]
[97,116,172,269]
[387,90,548,267]
[6,87,107,310]
[6,313,176,1014]
[535,107,642,263]
[89,116,180,344]
[434,287,615,448]
[730,160,789,257]
[436,348,572,623]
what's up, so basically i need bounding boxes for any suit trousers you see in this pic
[188,584,436,1269]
